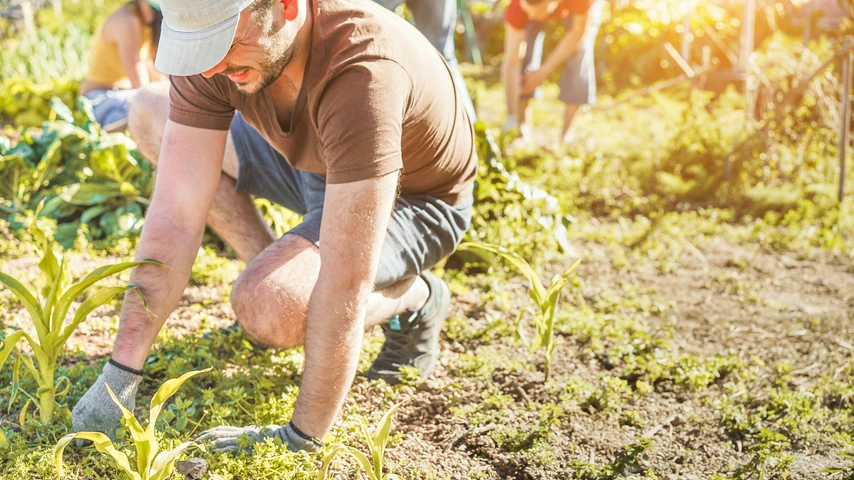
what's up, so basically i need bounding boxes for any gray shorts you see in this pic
[522,1,602,105]
[230,112,473,289]
[81,88,136,128]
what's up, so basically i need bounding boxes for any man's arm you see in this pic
[111,121,227,370]
[522,13,589,93]
[503,24,527,129]
[290,170,399,438]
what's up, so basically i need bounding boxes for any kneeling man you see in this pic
[71,0,476,453]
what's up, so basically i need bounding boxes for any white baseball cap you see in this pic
[155,0,256,76]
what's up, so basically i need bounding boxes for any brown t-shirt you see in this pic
[168,0,477,205]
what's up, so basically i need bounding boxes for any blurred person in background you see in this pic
[502,0,602,144]
[79,0,163,131]
[373,0,477,120]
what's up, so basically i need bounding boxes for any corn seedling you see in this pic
[319,402,404,480]
[458,242,582,381]
[0,216,161,424]
[55,367,211,480]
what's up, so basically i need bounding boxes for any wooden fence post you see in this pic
[839,52,852,203]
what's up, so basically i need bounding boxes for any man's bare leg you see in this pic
[129,82,274,263]
[561,104,580,144]
[230,234,428,349]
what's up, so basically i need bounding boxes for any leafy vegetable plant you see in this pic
[0,216,161,424]
[319,402,404,480]
[458,241,582,381]
[55,367,212,480]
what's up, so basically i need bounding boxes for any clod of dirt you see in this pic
[177,458,208,479]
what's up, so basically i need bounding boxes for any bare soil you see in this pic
[1,233,852,479]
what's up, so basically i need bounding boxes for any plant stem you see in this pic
[37,367,56,424]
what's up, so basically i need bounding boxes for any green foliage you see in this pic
[1,97,154,246]
[254,198,302,237]
[319,402,404,480]
[459,241,581,381]
[55,367,211,480]
[468,123,573,262]
[822,448,854,479]
[0,216,161,425]
[570,437,656,479]
[729,429,793,480]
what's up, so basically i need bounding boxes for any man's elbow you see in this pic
[317,266,374,301]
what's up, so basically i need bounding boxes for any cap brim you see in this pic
[155,15,238,76]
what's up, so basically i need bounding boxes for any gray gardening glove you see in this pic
[196,421,322,454]
[71,360,142,442]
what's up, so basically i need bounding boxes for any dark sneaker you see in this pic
[366,271,451,384]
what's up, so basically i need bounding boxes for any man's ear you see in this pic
[282,0,299,21]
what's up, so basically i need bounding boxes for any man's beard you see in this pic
[239,40,299,95]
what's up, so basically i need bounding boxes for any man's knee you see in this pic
[128,81,170,163]
[230,270,308,349]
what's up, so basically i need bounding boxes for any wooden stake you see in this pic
[839,52,852,203]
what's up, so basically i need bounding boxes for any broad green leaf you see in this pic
[0,424,8,449]
[61,182,125,206]
[0,330,26,372]
[80,204,110,224]
[318,445,348,480]
[355,418,378,477]
[55,431,141,480]
[373,401,404,475]
[340,446,378,480]
[147,367,212,437]
[32,136,62,188]
[51,259,163,337]
[148,442,203,480]
[41,256,67,336]
[105,384,152,475]
[53,286,136,349]
[457,242,546,307]
[49,97,75,123]
[546,258,582,299]
[0,272,46,340]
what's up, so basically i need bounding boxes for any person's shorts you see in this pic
[80,88,137,130]
[229,112,473,289]
[521,1,603,105]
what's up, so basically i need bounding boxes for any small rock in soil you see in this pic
[177,458,208,479]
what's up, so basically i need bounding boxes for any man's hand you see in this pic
[196,422,322,453]
[522,68,549,94]
[71,362,141,442]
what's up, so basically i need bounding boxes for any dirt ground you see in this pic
[3,228,852,479]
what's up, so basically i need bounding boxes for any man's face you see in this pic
[520,0,561,21]
[201,3,299,94]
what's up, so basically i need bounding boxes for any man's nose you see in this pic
[201,61,228,78]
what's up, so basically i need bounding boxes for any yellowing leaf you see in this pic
[55,431,142,480]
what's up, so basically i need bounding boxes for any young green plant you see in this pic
[458,242,582,381]
[318,402,404,480]
[0,217,161,424]
[55,367,211,480]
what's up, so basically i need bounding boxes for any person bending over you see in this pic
[502,0,602,144]
[79,0,163,131]
[71,0,476,454]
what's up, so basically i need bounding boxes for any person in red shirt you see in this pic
[502,0,602,144]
